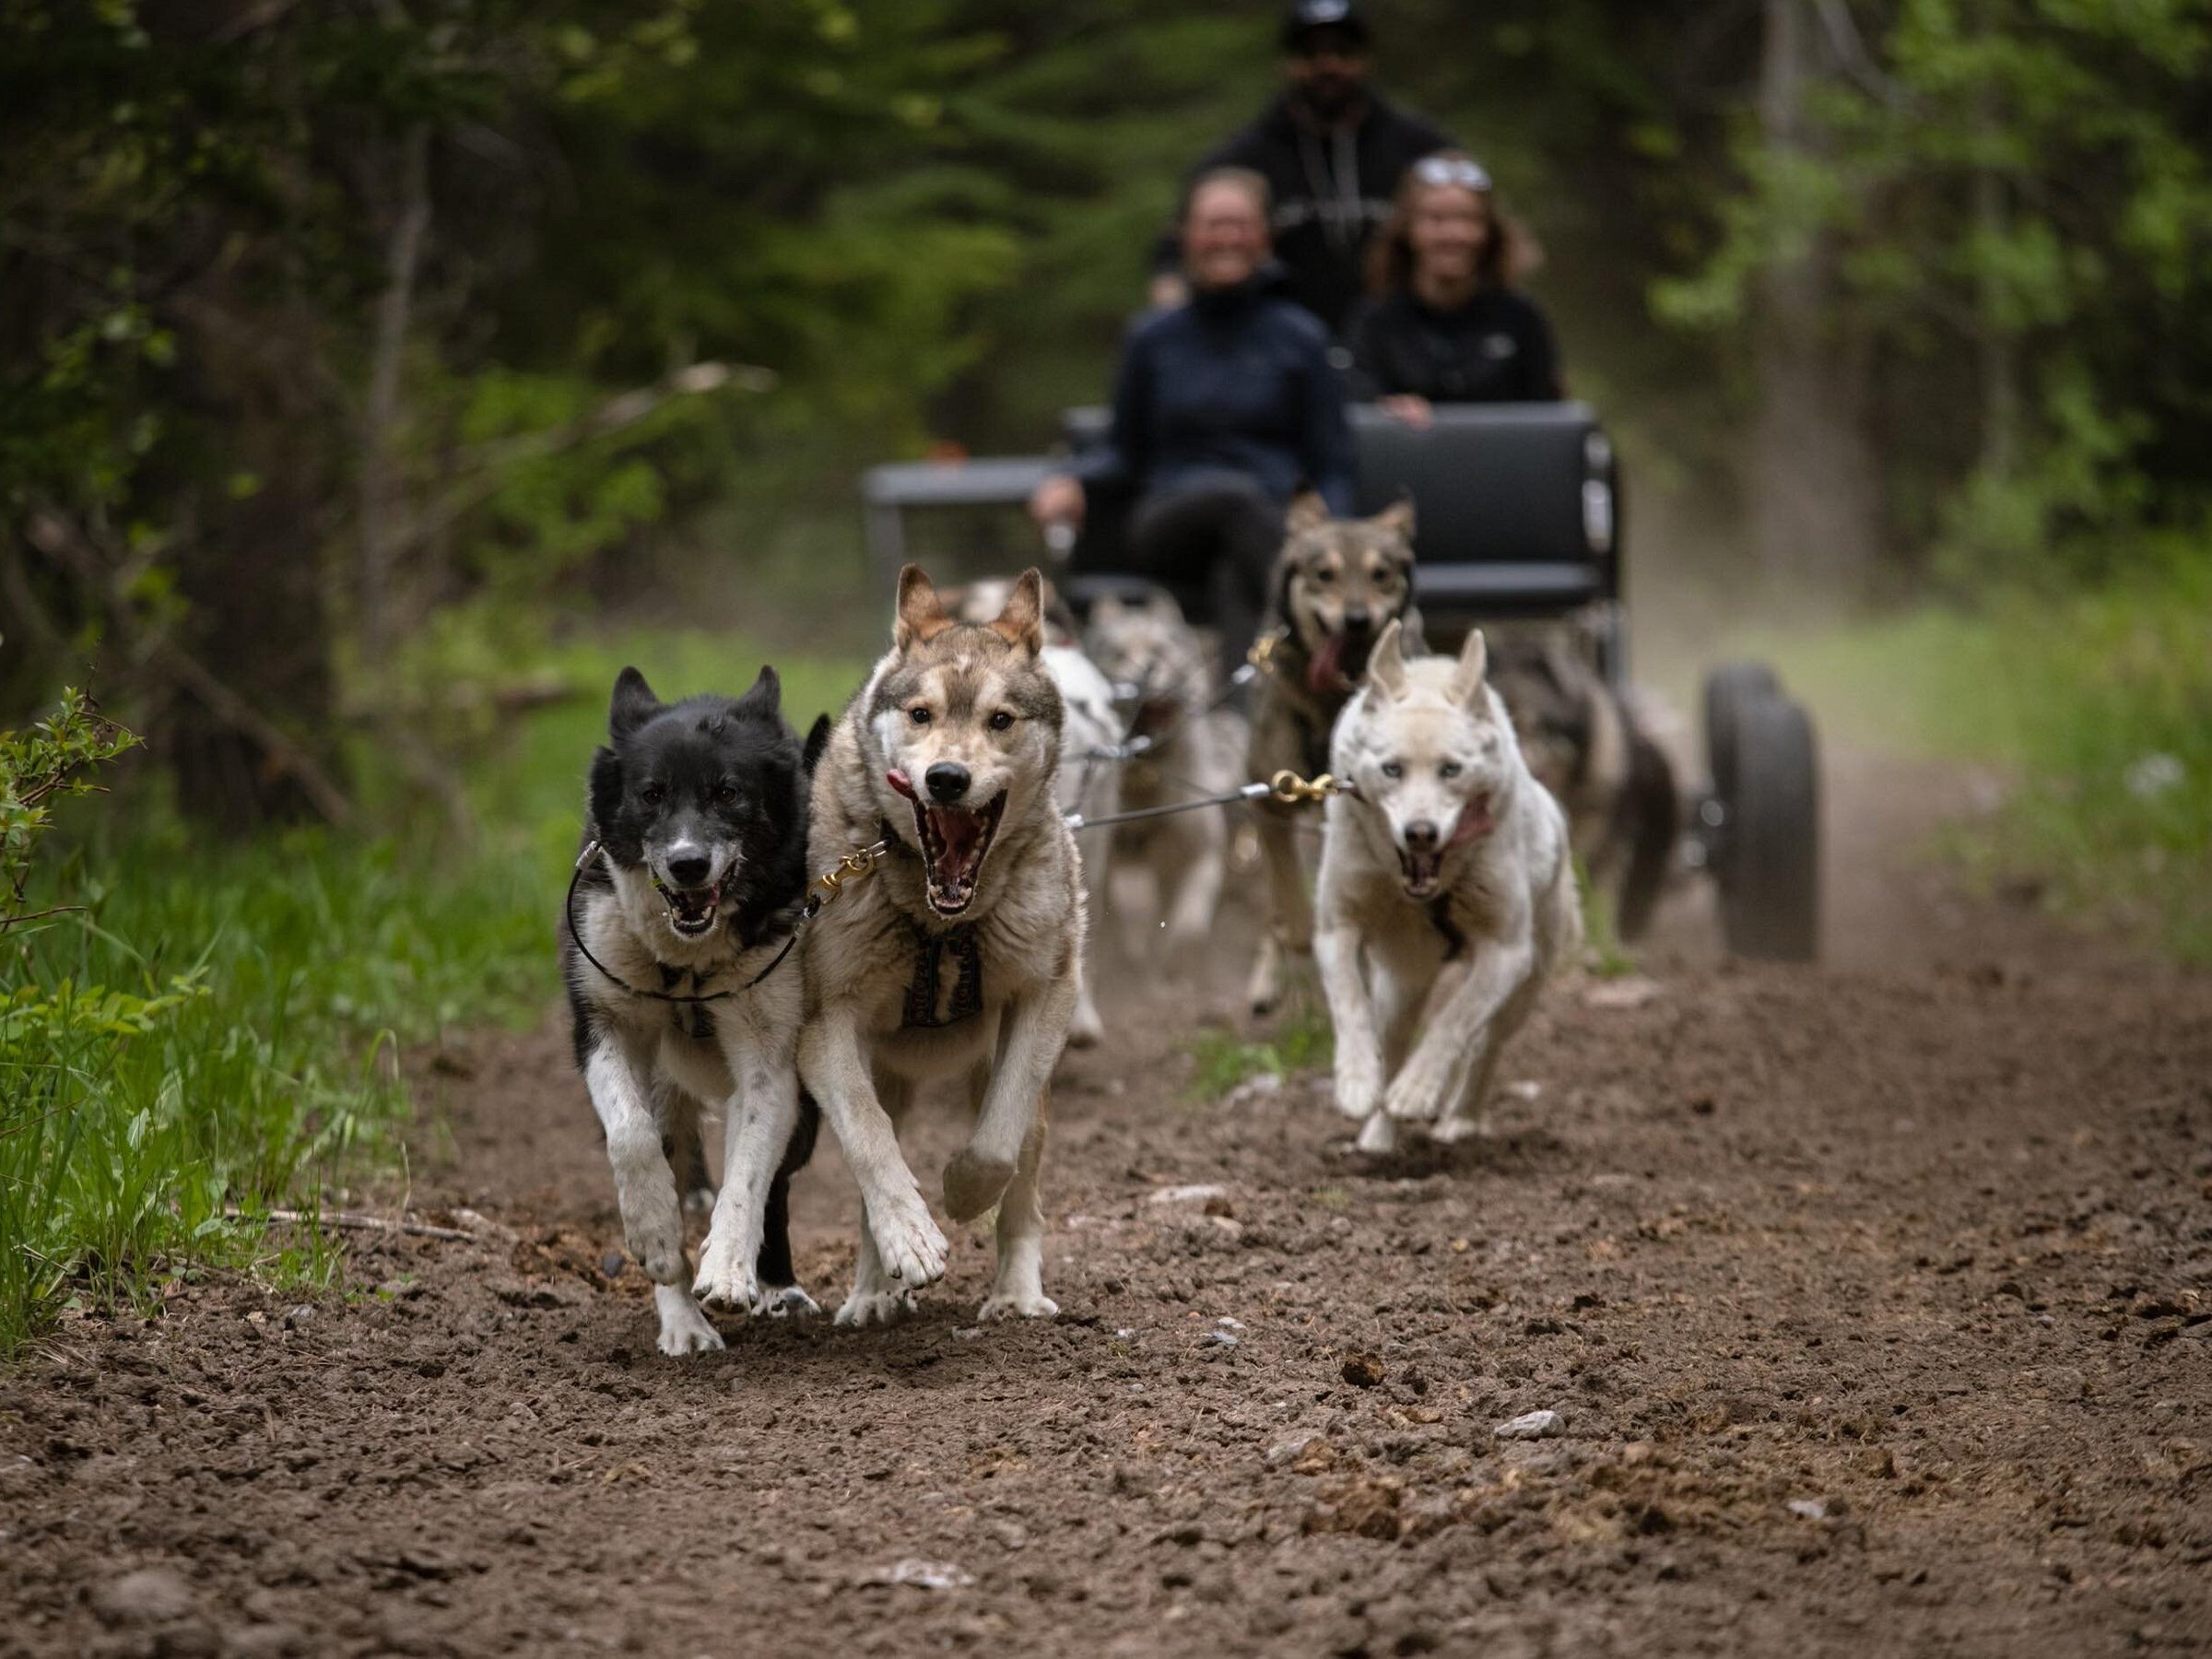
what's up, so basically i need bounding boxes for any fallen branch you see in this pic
[235,1206,486,1243]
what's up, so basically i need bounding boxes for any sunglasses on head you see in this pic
[1413,156,1492,193]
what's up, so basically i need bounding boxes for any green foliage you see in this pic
[0,688,135,917]
[1739,539,2212,960]
[1663,1,2212,579]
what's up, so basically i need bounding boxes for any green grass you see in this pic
[1729,548,2212,961]
[1,631,868,1357]
[1186,1001,1335,1100]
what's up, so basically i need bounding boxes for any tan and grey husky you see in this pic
[1314,620,1582,1156]
[797,566,1081,1325]
[1083,586,1237,964]
[1245,489,1419,1014]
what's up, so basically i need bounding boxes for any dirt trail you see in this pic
[5,746,2210,1659]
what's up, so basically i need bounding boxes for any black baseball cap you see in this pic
[1281,0,1371,50]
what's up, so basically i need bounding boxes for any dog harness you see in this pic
[903,920,985,1030]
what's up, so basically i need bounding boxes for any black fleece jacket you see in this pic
[1073,265,1356,515]
[1153,90,1454,335]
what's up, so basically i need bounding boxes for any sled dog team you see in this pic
[563,496,1582,1356]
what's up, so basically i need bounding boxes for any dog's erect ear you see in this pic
[989,568,1045,656]
[894,564,953,650]
[609,666,660,739]
[802,712,833,775]
[1451,628,1489,707]
[1285,488,1332,536]
[1368,618,1409,700]
[1372,490,1417,545]
[735,664,782,720]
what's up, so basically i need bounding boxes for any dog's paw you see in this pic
[1333,1053,1384,1121]
[869,1187,948,1288]
[1066,1000,1106,1050]
[979,1288,1059,1321]
[1428,1112,1491,1145]
[1246,948,1284,1018]
[1354,1111,1399,1156]
[690,1228,760,1313]
[655,1290,726,1357]
[621,1205,687,1286]
[755,1284,820,1319]
[1383,1066,1449,1124]
[942,1150,1016,1224]
[834,1288,916,1327]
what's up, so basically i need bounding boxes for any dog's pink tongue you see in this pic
[887,769,917,801]
[1448,794,1496,848]
[1306,633,1347,696]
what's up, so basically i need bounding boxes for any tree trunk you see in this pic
[1748,0,1886,603]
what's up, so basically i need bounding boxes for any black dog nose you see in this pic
[1403,820,1440,850]
[924,762,971,804]
[666,853,712,888]
[1343,606,1371,634]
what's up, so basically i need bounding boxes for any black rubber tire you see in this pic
[1703,662,1782,802]
[1716,691,1821,961]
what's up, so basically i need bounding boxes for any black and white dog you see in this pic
[561,665,821,1356]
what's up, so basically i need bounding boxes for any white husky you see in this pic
[1314,619,1582,1155]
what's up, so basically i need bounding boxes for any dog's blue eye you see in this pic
[1439,762,1462,780]
[990,712,1015,731]
[1381,761,1404,780]
[909,706,931,725]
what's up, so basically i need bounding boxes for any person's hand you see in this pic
[1147,272,1190,312]
[1028,474,1086,529]
[1379,394,1434,431]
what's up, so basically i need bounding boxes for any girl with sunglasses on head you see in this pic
[1346,152,1562,429]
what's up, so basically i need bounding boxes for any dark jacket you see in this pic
[1154,91,1454,335]
[1076,265,1356,516]
[1346,288,1563,404]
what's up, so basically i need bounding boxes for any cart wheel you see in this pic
[1703,662,1781,803]
[1716,690,1820,961]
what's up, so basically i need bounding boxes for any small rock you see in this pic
[599,1252,627,1279]
[92,1567,195,1627]
[1787,1499,1829,1521]
[1502,1079,1543,1102]
[1112,1327,1135,1340]
[872,1559,973,1592]
[1583,976,1662,1010]
[1215,1316,1245,1331]
[1148,1183,1229,1206]
[1492,1409,1565,1441]
[950,1327,983,1341]
[1200,1331,1239,1349]
[281,1305,313,1329]
[1265,1430,1329,1468]
[1341,1353,1385,1388]
[507,1402,540,1426]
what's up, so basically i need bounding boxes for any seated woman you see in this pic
[1028,167,1353,678]
[1346,151,1561,428]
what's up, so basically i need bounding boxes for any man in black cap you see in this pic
[1148,1,1455,335]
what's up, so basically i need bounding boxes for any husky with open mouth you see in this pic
[798,566,1081,1325]
[1313,620,1583,1156]
[562,665,821,1356]
[1245,488,1420,1016]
